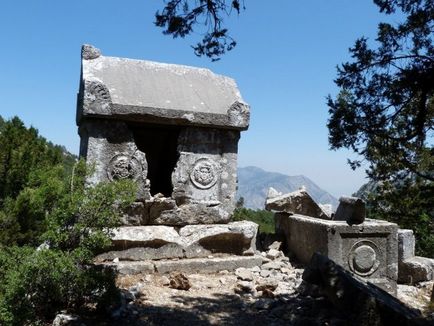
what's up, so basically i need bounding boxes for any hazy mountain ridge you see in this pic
[237,166,339,210]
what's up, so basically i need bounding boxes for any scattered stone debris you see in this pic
[169,272,191,291]
[89,246,434,326]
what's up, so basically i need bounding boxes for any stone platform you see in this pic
[105,255,263,275]
[275,213,398,294]
[96,221,258,263]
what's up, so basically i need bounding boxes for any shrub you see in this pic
[233,207,275,234]
[0,160,137,325]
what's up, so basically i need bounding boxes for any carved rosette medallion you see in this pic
[83,79,112,114]
[348,240,380,276]
[107,154,142,181]
[190,158,219,189]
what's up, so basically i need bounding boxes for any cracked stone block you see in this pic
[265,188,330,219]
[95,221,258,262]
[275,213,398,295]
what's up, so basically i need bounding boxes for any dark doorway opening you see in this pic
[129,123,180,197]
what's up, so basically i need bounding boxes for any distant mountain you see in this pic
[237,166,339,210]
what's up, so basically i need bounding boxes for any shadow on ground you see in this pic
[84,287,350,326]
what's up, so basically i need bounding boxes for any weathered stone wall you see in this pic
[78,119,150,201]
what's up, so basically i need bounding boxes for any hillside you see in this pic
[237,166,338,210]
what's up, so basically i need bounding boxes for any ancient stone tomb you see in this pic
[77,44,250,227]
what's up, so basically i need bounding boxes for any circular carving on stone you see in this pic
[190,158,219,189]
[107,154,142,181]
[348,240,380,276]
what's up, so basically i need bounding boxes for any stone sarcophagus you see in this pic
[76,45,250,226]
[275,213,398,294]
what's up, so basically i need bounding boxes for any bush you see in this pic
[0,161,137,325]
[0,247,118,325]
[233,207,275,234]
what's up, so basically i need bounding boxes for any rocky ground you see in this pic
[73,243,432,326]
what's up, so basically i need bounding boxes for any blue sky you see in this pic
[0,1,395,197]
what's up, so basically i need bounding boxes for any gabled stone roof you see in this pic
[77,45,250,130]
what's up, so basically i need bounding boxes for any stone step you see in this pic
[102,255,263,275]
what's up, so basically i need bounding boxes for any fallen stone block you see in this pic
[265,188,330,219]
[334,196,365,224]
[303,253,426,326]
[275,213,398,294]
[399,256,434,284]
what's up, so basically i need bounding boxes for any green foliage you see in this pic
[328,1,434,256]
[0,116,66,202]
[155,0,243,60]
[0,165,69,245]
[43,161,137,261]
[233,207,275,234]
[0,116,78,246]
[360,179,434,257]
[327,0,433,181]
[0,166,137,325]
[0,246,118,326]
[0,116,138,324]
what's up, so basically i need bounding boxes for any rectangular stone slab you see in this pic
[94,221,258,262]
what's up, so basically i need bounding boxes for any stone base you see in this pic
[275,213,398,295]
[104,255,263,275]
[95,221,258,262]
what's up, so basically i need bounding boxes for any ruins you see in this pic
[76,45,259,271]
[76,45,432,298]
